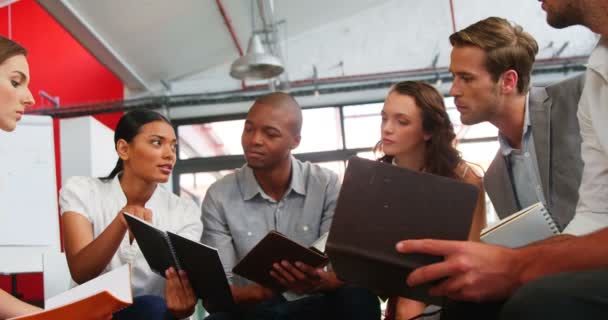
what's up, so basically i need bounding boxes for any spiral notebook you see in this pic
[481,202,560,248]
[123,213,235,311]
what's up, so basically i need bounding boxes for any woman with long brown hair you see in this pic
[377,81,486,320]
[0,36,41,319]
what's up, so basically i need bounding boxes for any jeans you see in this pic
[113,295,174,320]
[205,286,380,320]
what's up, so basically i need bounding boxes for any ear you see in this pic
[500,70,519,94]
[291,134,301,150]
[116,139,130,161]
[423,132,432,142]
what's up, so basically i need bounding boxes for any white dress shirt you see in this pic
[59,175,203,297]
[565,37,608,235]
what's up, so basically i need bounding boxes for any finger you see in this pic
[270,270,289,287]
[429,273,471,297]
[273,262,296,283]
[178,270,197,304]
[396,239,464,256]
[294,261,320,278]
[407,259,462,287]
[281,261,308,281]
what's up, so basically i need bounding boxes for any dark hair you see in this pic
[449,17,538,94]
[375,81,462,179]
[103,109,172,180]
[0,36,27,65]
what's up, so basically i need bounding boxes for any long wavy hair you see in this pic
[376,81,462,179]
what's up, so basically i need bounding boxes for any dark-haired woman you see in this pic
[60,110,202,319]
[378,81,486,320]
[0,36,42,319]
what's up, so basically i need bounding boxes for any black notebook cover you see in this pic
[232,230,329,290]
[326,157,479,305]
[124,213,234,311]
[167,232,235,312]
[123,213,177,278]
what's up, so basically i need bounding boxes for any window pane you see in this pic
[457,140,499,172]
[178,120,245,159]
[343,103,383,149]
[180,170,235,205]
[294,108,343,154]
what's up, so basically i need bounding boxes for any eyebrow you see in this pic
[11,71,27,82]
[149,134,177,142]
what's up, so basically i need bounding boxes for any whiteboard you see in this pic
[0,115,60,265]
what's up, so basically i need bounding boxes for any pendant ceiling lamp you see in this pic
[230,33,284,80]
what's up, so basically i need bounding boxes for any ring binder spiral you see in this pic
[480,202,560,248]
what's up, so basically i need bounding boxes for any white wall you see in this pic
[60,116,116,183]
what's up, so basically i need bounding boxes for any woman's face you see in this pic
[0,55,34,132]
[380,91,430,158]
[120,120,177,183]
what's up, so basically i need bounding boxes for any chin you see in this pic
[0,121,16,132]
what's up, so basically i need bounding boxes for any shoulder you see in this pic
[206,170,239,197]
[154,185,199,212]
[457,162,483,189]
[61,176,107,195]
[296,159,339,186]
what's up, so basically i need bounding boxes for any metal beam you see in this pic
[36,0,152,92]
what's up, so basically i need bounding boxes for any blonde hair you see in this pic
[450,17,538,94]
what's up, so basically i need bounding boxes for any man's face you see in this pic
[539,0,584,29]
[449,46,502,125]
[241,103,300,170]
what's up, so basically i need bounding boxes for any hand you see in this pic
[229,284,274,305]
[165,267,197,319]
[270,261,342,294]
[396,239,522,302]
[117,205,152,242]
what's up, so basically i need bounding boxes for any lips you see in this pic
[158,164,173,174]
[382,138,395,145]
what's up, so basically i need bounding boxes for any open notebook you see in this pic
[233,230,329,291]
[123,213,235,311]
[10,264,132,320]
[481,202,560,248]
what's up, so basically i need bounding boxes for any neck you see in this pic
[393,147,426,172]
[119,170,157,207]
[491,94,527,149]
[585,5,608,38]
[253,157,292,201]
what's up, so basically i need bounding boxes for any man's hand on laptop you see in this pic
[395,239,522,302]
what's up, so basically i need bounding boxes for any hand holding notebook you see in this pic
[233,230,329,291]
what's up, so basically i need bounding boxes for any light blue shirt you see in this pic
[497,95,545,210]
[201,156,340,287]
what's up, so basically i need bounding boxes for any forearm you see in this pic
[394,297,426,320]
[516,228,608,284]
[0,289,41,318]
[67,216,127,284]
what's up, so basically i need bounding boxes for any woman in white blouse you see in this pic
[60,109,203,319]
[0,36,41,320]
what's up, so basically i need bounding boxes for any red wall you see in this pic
[0,0,124,303]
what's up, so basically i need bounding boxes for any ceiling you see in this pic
[37,0,390,92]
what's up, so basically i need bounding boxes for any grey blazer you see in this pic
[484,74,585,230]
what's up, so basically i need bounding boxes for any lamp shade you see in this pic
[230,34,284,80]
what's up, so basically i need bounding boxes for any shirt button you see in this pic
[302,225,309,232]
[247,231,253,236]
[524,152,530,157]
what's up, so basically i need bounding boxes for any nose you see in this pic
[163,144,176,162]
[22,88,35,108]
[449,80,461,97]
[381,120,393,135]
